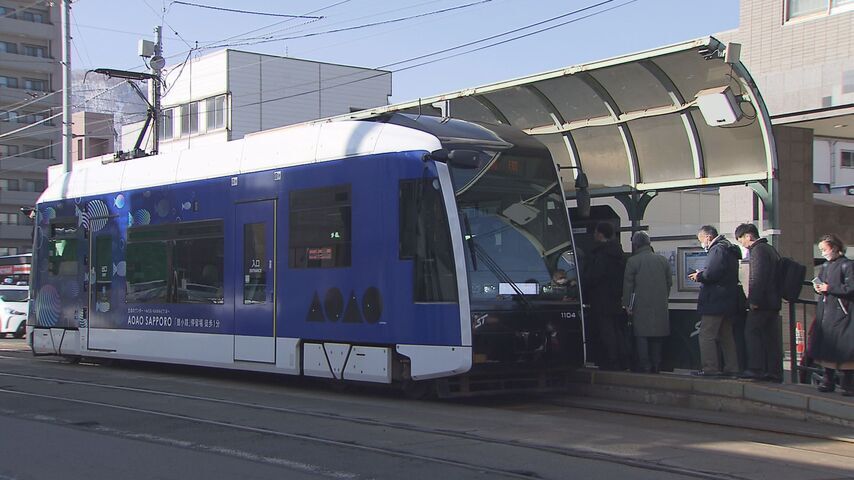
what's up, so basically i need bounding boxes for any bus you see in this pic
[0,253,31,286]
[29,114,584,395]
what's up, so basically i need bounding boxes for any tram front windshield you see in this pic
[450,147,579,303]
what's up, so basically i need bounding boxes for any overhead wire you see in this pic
[170,1,324,19]
[232,0,635,110]
[202,0,494,49]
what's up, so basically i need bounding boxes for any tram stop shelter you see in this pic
[331,36,778,238]
[329,36,783,372]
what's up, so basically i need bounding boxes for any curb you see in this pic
[566,369,854,428]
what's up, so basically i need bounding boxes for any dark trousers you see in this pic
[744,309,782,378]
[635,336,664,373]
[593,312,631,370]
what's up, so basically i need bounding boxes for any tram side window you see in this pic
[126,220,224,304]
[399,179,458,303]
[289,185,351,268]
[47,222,78,276]
[173,237,224,304]
[126,239,169,304]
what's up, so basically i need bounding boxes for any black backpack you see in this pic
[777,256,807,302]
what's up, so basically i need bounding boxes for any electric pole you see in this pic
[61,0,72,173]
[148,26,164,155]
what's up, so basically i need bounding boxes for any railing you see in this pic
[786,281,818,384]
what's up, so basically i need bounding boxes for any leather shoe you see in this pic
[817,382,836,393]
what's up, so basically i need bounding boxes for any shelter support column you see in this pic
[615,191,657,233]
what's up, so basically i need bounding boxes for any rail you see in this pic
[786,281,818,385]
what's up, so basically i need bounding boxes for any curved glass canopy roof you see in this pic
[329,37,776,198]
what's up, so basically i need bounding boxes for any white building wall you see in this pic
[162,50,228,103]
[814,139,832,185]
[228,51,263,142]
[256,54,321,131]
[319,63,393,117]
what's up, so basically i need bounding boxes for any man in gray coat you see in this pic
[623,232,672,373]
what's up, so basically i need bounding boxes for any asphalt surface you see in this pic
[0,337,852,480]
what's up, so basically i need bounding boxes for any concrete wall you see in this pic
[719,0,854,114]
[774,125,815,268]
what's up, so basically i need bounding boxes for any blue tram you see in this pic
[28,114,584,394]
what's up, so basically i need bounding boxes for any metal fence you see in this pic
[786,282,818,385]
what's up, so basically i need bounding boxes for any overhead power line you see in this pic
[171,1,324,19]
[204,0,493,49]
[233,0,637,110]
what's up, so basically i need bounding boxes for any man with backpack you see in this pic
[735,223,783,382]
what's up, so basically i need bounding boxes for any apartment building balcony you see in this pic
[0,16,57,41]
[0,224,34,241]
[0,156,57,175]
[0,121,58,142]
[0,87,60,108]
[0,190,40,206]
[0,51,59,76]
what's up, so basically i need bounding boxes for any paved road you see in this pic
[0,338,852,480]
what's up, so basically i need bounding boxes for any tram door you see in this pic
[233,200,276,363]
[88,226,114,351]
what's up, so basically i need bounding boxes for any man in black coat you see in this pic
[735,223,782,382]
[688,225,741,377]
[582,222,629,370]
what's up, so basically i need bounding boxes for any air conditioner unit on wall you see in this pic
[695,86,744,126]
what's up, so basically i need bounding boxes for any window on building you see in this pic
[24,144,50,159]
[22,44,47,58]
[20,9,47,23]
[22,179,45,192]
[0,145,20,158]
[0,41,18,54]
[0,76,18,88]
[159,108,174,140]
[0,247,18,256]
[180,101,199,135]
[842,150,854,169]
[126,220,224,304]
[844,70,854,95]
[23,78,46,91]
[289,185,352,269]
[205,95,226,131]
[0,7,16,18]
[0,179,20,191]
[0,213,19,225]
[787,0,854,19]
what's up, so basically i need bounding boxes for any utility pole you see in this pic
[61,0,72,173]
[94,26,163,161]
[148,26,165,155]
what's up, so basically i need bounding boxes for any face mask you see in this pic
[555,278,568,285]
[823,252,835,261]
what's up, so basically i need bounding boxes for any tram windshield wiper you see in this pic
[468,241,532,309]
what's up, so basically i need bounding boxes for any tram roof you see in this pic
[325,37,776,197]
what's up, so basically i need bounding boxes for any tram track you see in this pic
[0,369,793,480]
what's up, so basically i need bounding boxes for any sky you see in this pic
[69,0,741,103]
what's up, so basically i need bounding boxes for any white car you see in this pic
[0,285,29,339]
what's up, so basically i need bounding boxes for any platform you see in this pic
[566,368,854,432]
